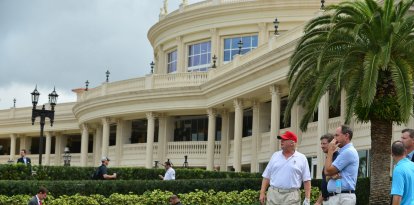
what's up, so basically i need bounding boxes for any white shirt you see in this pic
[164,167,175,180]
[262,150,311,189]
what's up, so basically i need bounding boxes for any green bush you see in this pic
[0,164,260,181]
[0,178,262,197]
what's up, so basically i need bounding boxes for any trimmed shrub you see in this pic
[0,164,261,180]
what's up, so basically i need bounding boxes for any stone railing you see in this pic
[153,72,209,89]
[167,141,220,156]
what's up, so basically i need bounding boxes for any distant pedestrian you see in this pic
[169,195,183,205]
[159,161,175,180]
[96,157,117,180]
[17,149,31,165]
[390,140,414,205]
[28,187,47,205]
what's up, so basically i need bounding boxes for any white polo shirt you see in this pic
[164,167,175,180]
[262,150,311,189]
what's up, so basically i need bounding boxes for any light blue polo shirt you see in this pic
[327,143,359,192]
[391,158,414,205]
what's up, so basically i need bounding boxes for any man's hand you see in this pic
[302,198,310,205]
[327,139,338,155]
[259,192,266,205]
[158,174,164,180]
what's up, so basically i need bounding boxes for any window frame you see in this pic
[222,33,258,63]
[186,40,211,72]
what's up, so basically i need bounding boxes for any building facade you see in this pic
[0,0,409,178]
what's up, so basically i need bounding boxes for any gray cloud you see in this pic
[0,0,200,109]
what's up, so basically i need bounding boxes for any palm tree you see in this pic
[285,0,414,203]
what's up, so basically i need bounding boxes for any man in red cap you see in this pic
[259,130,311,205]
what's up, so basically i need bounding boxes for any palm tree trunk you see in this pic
[369,119,392,204]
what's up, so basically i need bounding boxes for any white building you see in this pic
[0,0,407,178]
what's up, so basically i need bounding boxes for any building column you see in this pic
[19,135,30,153]
[155,45,164,74]
[115,119,131,166]
[45,132,52,165]
[269,85,281,154]
[233,99,243,172]
[145,112,156,168]
[80,123,89,166]
[10,134,17,160]
[94,125,103,164]
[258,22,269,46]
[54,133,64,165]
[101,117,110,158]
[176,37,185,73]
[157,114,168,164]
[251,100,260,173]
[220,109,229,171]
[210,28,219,66]
[207,108,217,171]
[317,93,329,177]
[291,102,303,143]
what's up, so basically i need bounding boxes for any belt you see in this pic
[270,187,299,193]
[328,190,355,196]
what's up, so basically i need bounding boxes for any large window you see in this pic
[173,116,221,141]
[188,41,211,72]
[358,149,370,177]
[167,50,177,73]
[223,35,258,62]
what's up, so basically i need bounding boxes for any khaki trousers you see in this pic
[326,193,356,205]
[266,187,301,205]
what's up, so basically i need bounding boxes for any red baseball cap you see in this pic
[277,131,297,143]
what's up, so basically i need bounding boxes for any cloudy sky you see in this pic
[0,0,201,110]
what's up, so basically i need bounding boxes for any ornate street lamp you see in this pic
[154,160,159,168]
[238,40,243,55]
[63,147,71,166]
[106,70,110,82]
[321,0,325,10]
[13,98,16,108]
[85,80,89,91]
[31,86,58,165]
[212,55,217,68]
[150,61,155,74]
[273,17,280,36]
[183,155,189,168]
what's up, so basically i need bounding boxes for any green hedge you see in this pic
[0,164,261,180]
[0,189,261,205]
[0,178,262,197]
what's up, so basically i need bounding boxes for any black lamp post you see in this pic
[85,80,89,91]
[321,0,325,10]
[154,160,159,168]
[150,61,155,74]
[212,55,217,68]
[238,40,243,55]
[63,147,71,166]
[13,98,16,108]
[31,86,58,165]
[106,70,110,82]
[183,155,189,168]
[273,17,280,36]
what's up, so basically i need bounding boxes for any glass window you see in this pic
[167,50,177,73]
[188,41,211,72]
[223,34,258,62]
[358,150,370,177]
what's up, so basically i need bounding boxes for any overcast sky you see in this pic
[0,0,202,110]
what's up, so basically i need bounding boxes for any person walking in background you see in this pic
[96,157,117,180]
[17,149,31,165]
[400,128,414,162]
[159,161,175,180]
[28,187,47,205]
[324,125,359,205]
[390,141,414,205]
[169,195,183,205]
[259,130,311,205]
[315,133,339,205]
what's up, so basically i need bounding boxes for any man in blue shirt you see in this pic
[390,140,414,205]
[401,129,414,162]
[324,125,359,205]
